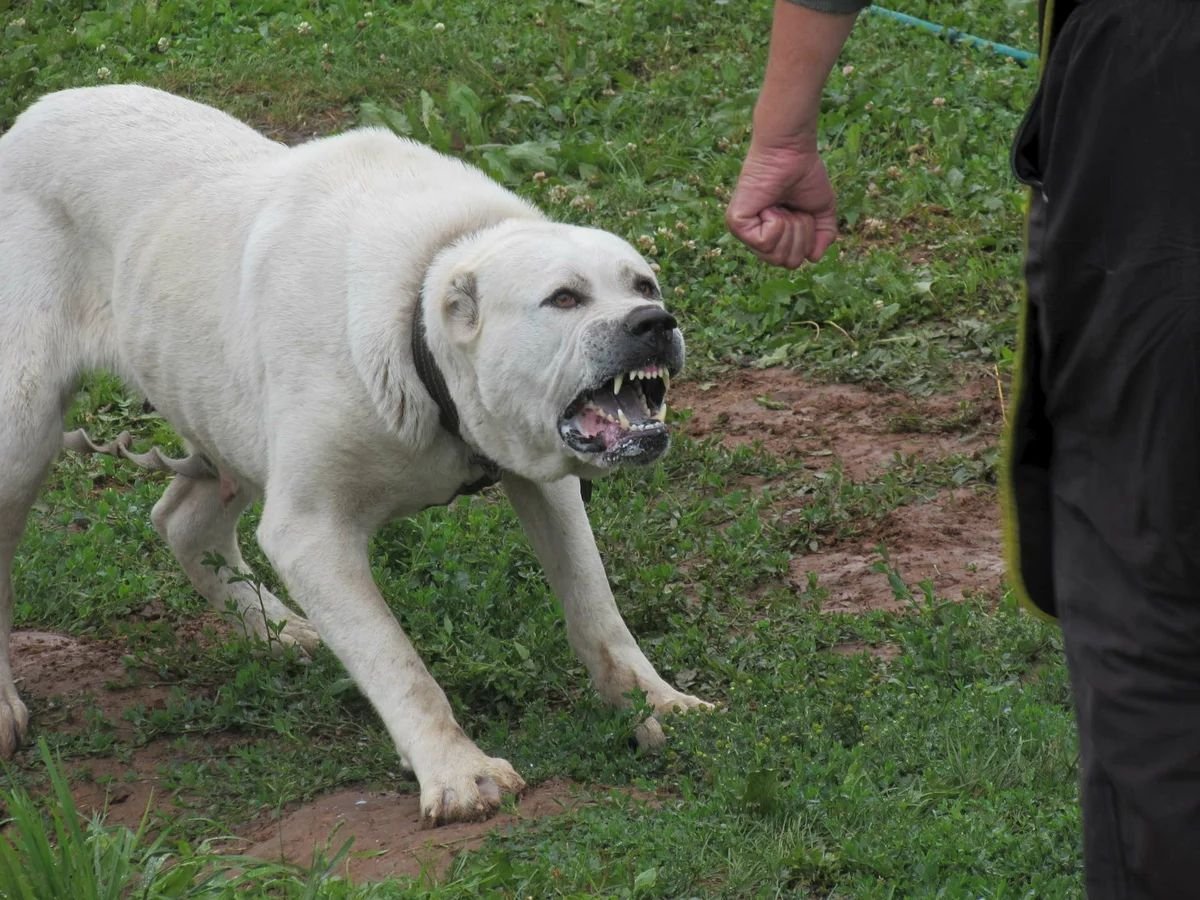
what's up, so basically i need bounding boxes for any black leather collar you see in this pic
[411,291,502,497]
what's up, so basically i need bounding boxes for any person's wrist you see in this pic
[745,127,816,160]
[750,104,819,153]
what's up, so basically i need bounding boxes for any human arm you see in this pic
[725,0,866,268]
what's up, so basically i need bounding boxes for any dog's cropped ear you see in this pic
[442,271,480,342]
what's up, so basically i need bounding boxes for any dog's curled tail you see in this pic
[61,429,216,480]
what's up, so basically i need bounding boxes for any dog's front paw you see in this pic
[634,689,716,751]
[0,687,29,759]
[419,753,526,826]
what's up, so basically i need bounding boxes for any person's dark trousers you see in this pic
[1006,0,1200,896]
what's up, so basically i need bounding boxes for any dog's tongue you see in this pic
[576,407,627,448]
[575,384,654,448]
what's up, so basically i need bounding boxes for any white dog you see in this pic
[0,86,710,824]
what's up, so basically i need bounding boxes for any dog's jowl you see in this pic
[0,86,710,825]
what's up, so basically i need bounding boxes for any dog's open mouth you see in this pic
[559,365,671,464]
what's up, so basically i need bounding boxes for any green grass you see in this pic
[0,1,1083,897]
[0,741,363,898]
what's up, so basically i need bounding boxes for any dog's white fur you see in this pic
[0,86,709,824]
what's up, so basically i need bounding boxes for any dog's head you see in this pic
[424,221,684,481]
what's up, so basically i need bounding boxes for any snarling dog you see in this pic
[0,86,711,824]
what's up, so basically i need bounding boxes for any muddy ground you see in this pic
[9,367,1005,882]
[675,367,1004,612]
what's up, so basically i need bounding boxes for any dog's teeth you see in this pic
[613,373,624,395]
[618,409,631,429]
[654,403,667,422]
[662,370,670,391]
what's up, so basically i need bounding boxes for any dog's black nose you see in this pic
[623,305,677,337]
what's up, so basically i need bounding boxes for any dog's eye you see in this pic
[544,289,581,310]
[634,277,659,299]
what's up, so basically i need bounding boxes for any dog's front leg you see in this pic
[256,505,524,824]
[503,474,712,744]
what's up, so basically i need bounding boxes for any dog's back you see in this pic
[0,85,282,252]
[0,87,283,386]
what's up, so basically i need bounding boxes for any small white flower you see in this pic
[842,64,855,76]
[363,10,373,18]
[97,42,106,51]
[932,96,946,108]
[156,36,170,52]
[96,66,112,80]
[296,20,312,35]
[12,17,26,28]
[433,22,445,32]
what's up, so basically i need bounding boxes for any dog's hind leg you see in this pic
[0,310,79,756]
[151,475,320,654]
[0,185,94,756]
[0,416,62,757]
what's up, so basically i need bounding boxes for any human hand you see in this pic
[725,138,838,269]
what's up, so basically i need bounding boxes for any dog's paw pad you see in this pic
[476,776,502,806]
[633,716,666,752]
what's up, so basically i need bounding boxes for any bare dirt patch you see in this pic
[238,778,638,884]
[12,629,172,740]
[792,488,1004,613]
[673,367,1006,614]
[10,627,235,827]
[674,367,1000,480]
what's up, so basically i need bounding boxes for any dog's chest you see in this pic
[361,445,500,520]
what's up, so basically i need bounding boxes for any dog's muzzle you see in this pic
[558,305,682,466]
